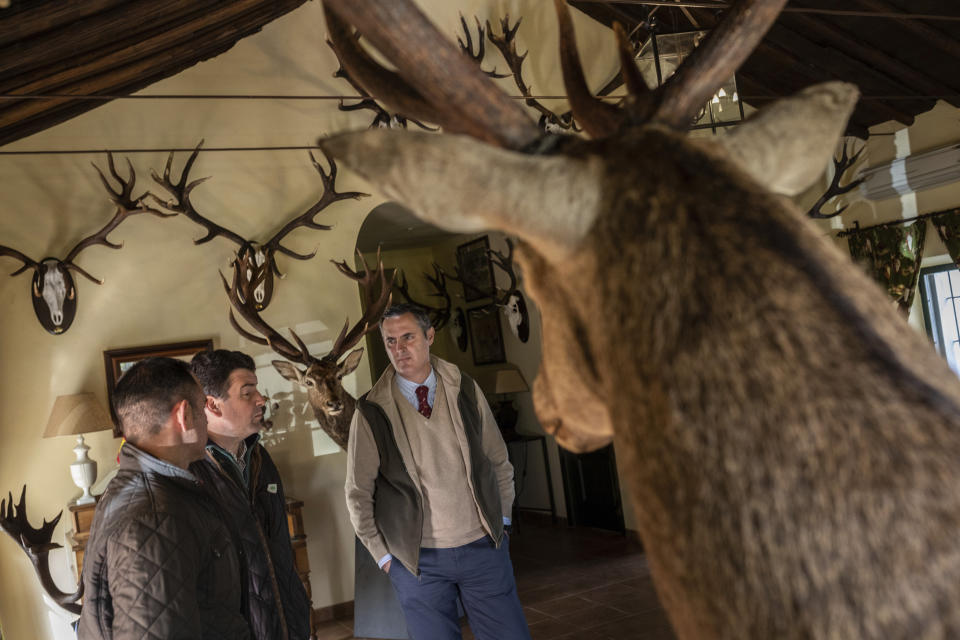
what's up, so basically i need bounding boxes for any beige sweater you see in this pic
[394,376,486,548]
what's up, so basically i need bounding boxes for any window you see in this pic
[919,263,960,376]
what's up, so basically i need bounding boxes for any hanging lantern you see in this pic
[634,24,745,133]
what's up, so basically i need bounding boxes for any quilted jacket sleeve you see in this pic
[105,511,203,639]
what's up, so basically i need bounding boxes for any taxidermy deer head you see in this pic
[319,0,960,637]
[224,249,393,449]
[0,153,171,334]
[0,487,82,614]
[146,142,362,310]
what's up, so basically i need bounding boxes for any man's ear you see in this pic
[204,395,222,417]
[171,398,191,435]
[426,326,435,347]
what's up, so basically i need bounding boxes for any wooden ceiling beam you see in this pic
[854,0,960,63]
[689,6,919,125]
[0,0,225,79]
[0,0,307,147]
[783,11,960,101]
[0,0,128,48]
[0,0,300,94]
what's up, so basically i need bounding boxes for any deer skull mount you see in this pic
[0,153,169,334]
[146,142,361,311]
[224,248,393,449]
[450,306,468,352]
[0,487,82,614]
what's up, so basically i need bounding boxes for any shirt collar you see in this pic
[395,367,436,396]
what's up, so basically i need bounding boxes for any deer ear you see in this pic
[340,349,364,377]
[719,82,860,196]
[319,131,603,262]
[272,360,303,383]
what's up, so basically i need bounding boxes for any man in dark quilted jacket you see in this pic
[78,357,251,640]
[190,350,312,640]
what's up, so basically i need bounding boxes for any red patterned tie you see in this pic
[415,385,432,418]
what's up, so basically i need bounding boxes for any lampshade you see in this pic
[43,393,112,439]
[479,367,529,396]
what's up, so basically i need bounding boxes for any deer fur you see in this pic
[320,82,960,637]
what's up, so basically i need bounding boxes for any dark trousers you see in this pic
[387,535,531,640]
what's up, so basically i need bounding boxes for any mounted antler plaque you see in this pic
[0,153,171,334]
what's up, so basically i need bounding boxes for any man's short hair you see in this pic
[112,357,202,444]
[190,349,256,399]
[380,303,432,335]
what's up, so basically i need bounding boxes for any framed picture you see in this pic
[103,339,213,435]
[467,305,505,365]
[456,236,496,302]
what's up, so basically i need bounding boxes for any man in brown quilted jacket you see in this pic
[77,357,251,640]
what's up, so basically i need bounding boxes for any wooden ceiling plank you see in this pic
[855,0,960,63]
[0,0,129,48]
[0,0,302,95]
[0,0,249,82]
[689,6,919,124]
[0,0,307,147]
[784,11,960,100]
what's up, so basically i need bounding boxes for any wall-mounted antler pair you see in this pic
[458,15,578,134]
[806,140,865,218]
[0,154,172,334]
[223,248,393,449]
[0,487,82,614]
[394,262,452,330]
[145,141,362,310]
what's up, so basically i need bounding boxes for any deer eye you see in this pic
[304,379,315,387]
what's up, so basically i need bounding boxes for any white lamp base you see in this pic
[70,434,98,505]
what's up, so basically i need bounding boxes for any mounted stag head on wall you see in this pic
[319,0,960,637]
[146,142,362,310]
[0,153,171,334]
[223,249,393,449]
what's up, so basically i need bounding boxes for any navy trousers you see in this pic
[387,535,531,640]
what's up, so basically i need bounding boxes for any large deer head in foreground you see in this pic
[224,249,392,449]
[319,0,960,637]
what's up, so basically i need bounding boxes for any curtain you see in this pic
[931,208,960,269]
[847,221,927,313]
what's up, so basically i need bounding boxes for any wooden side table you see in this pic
[66,498,98,579]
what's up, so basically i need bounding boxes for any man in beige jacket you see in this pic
[345,303,530,640]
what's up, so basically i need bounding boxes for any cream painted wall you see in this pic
[0,1,617,637]
[802,100,960,335]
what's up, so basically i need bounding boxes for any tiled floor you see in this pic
[313,517,677,640]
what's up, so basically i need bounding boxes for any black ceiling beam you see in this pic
[854,0,960,63]
[783,11,960,103]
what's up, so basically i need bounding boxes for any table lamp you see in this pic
[44,393,113,505]
[481,366,530,440]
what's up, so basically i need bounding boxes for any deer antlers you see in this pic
[147,141,361,309]
[324,0,786,145]
[807,141,864,219]
[224,247,393,369]
[0,487,82,614]
[394,262,452,330]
